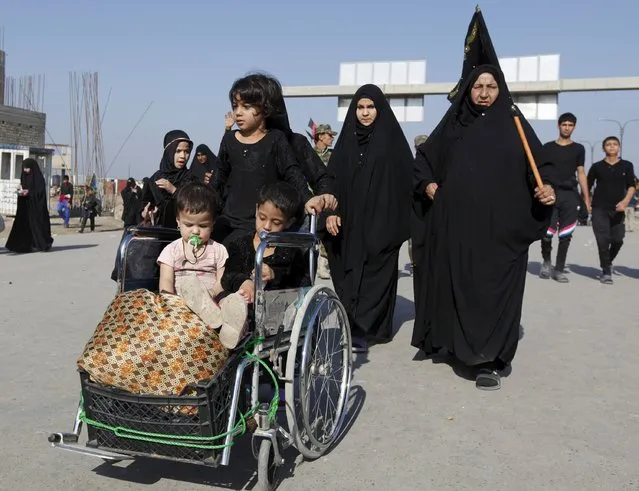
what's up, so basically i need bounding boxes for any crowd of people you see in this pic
[6,8,637,394]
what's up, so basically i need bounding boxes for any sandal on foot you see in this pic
[476,369,501,391]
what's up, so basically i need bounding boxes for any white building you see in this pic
[0,144,53,215]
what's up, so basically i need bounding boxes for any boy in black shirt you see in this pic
[540,113,590,282]
[587,136,636,284]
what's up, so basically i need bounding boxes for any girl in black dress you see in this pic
[212,74,326,246]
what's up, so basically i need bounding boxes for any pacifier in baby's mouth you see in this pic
[188,233,203,249]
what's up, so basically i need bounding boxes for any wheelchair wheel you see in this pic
[284,285,352,460]
[257,439,277,491]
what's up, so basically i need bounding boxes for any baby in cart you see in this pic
[157,181,310,349]
[157,182,246,349]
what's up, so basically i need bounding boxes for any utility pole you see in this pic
[578,140,599,168]
[599,118,639,157]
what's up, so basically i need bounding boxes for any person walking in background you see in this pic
[587,136,636,284]
[539,113,589,283]
[121,177,142,228]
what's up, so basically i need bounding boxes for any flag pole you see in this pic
[511,105,544,190]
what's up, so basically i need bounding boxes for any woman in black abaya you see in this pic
[189,143,219,183]
[140,130,197,229]
[6,158,53,253]
[410,63,556,390]
[264,78,334,198]
[325,84,413,351]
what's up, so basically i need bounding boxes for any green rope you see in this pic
[79,343,281,450]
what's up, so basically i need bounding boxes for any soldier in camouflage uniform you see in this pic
[314,124,337,165]
[314,124,338,279]
[409,135,429,271]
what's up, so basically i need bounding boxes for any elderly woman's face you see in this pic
[470,72,499,107]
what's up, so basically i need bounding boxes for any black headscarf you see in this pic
[327,83,413,262]
[142,129,196,227]
[21,158,45,195]
[150,129,194,184]
[268,94,294,140]
[189,143,219,182]
[266,93,333,195]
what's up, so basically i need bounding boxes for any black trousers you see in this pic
[541,190,579,270]
[80,214,95,232]
[591,207,625,273]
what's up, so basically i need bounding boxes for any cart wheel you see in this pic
[257,439,277,491]
[284,285,352,460]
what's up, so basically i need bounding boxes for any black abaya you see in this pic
[267,96,333,195]
[6,159,53,253]
[189,144,219,183]
[410,64,555,367]
[325,84,413,342]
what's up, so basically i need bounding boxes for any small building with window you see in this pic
[0,144,53,215]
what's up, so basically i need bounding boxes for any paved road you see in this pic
[1,227,638,490]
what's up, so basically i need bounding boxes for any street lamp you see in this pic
[598,118,639,157]
[578,140,600,168]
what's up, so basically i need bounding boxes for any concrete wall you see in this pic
[0,105,46,146]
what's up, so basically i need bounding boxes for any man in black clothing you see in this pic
[540,112,590,283]
[60,174,74,205]
[587,136,636,284]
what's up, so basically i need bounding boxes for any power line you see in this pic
[104,101,154,176]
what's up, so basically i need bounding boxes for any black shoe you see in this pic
[539,262,552,279]
[552,270,569,283]
[476,369,501,390]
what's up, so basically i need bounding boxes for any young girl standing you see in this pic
[212,74,326,245]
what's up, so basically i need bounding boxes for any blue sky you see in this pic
[3,0,639,178]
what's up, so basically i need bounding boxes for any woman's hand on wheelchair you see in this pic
[304,195,326,215]
[320,194,338,211]
[141,203,158,225]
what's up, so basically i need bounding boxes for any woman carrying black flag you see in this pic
[411,8,556,390]
[325,84,413,352]
[6,158,53,253]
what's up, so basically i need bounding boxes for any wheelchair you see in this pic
[48,216,353,490]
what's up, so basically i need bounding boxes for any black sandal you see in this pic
[476,369,501,390]
[351,337,368,354]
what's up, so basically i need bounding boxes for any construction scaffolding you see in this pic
[68,72,105,190]
[3,74,46,112]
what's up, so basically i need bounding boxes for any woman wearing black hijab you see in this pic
[411,9,556,390]
[6,158,53,253]
[120,177,142,228]
[263,75,334,198]
[324,84,413,351]
[140,129,197,228]
[189,143,219,183]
